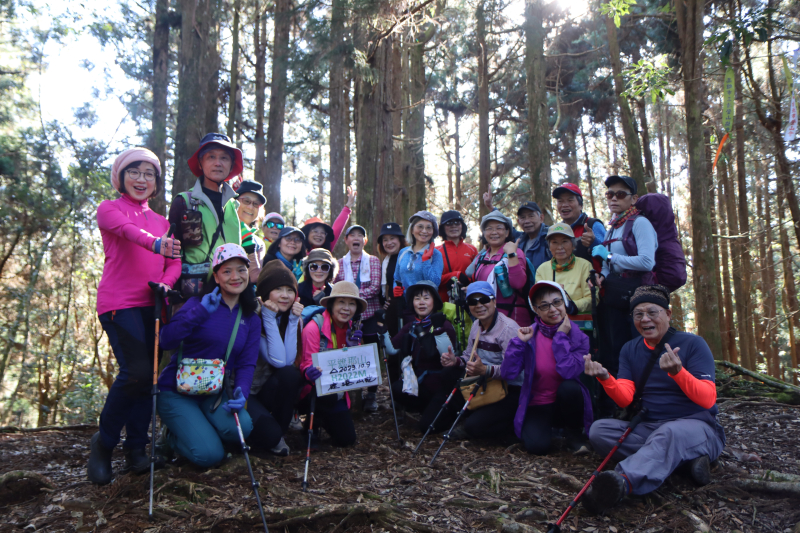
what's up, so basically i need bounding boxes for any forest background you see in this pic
[0,0,798,428]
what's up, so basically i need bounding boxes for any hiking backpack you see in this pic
[620,193,687,293]
[301,305,328,350]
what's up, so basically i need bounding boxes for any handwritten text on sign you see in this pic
[311,344,382,396]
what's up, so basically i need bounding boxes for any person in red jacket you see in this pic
[436,210,477,302]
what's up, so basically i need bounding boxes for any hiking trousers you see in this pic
[588,417,723,495]
[521,379,584,455]
[247,365,302,450]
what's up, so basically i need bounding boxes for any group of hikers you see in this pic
[88,132,724,515]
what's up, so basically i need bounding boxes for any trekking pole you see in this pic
[301,391,317,491]
[146,282,165,520]
[376,329,402,443]
[413,385,458,455]
[232,411,270,533]
[588,271,599,340]
[545,408,648,533]
[429,376,485,466]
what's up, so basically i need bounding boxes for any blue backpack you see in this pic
[301,305,328,351]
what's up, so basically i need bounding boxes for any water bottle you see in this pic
[494,262,513,298]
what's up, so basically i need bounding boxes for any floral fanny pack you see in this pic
[175,306,242,395]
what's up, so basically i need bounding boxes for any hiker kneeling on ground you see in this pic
[379,281,462,433]
[156,244,260,467]
[581,285,725,513]
[500,281,593,455]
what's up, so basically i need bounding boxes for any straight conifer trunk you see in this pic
[477,0,490,217]
[329,0,346,220]
[264,0,291,213]
[149,0,170,216]
[254,3,266,188]
[525,0,551,215]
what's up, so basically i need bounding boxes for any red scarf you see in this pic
[610,206,639,229]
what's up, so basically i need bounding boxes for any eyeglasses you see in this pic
[238,197,263,207]
[308,263,331,272]
[484,225,508,234]
[264,221,285,229]
[534,298,564,312]
[126,169,157,182]
[283,236,303,245]
[605,190,633,200]
[632,309,664,321]
[467,295,493,306]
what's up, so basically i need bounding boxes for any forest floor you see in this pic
[2,377,800,533]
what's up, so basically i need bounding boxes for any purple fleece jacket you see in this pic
[158,297,260,399]
[500,322,593,437]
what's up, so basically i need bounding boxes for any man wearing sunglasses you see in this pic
[551,183,606,263]
[262,213,286,245]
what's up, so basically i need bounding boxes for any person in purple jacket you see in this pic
[500,281,593,455]
[156,244,261,467]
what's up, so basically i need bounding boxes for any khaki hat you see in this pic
[320,281,368,315]
[546,223,575,240]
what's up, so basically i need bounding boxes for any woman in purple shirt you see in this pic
[156,244,261,467]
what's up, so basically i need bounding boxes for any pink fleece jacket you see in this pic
[96,195,181,315]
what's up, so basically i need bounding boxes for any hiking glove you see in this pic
[241,227,256,254]
[305,366,322,382]
[591,245,610,260]
[347,330,363,347]
[222,387,246,414]
[393,286,404,298]
[200,287,222,314]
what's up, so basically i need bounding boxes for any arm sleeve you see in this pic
[499,337,527,382]
[283,314,300,366]
[333,259,345,283]
[571,263,593,314]
[233,314,261,400]
[97,201,158,251]
[611,217,657,272]
[261,308,289,367]
[167,195,186,231]
[159,298,210,350]
[381,331,400,355]
[597,375,636,407]
[300,320,321,374]
[507,258,527,289]
[591,221,606,248]
[421,250,444,287]
[535,262,549,283]
[434,324,455,357]
[329,206,352,250]
[552,328,589,381]
[670,368,717,409]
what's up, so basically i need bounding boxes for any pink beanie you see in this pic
[111,148,161,193]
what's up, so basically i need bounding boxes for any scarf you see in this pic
[610,206,639,229]
[551,254,576,273]
[535,316,562,339]
[276,251,304,280]
[414,316,432,330]
[342,251,371,287]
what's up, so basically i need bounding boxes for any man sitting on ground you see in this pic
[581,284,725,513]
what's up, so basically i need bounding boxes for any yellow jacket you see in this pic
[535,256,594,314]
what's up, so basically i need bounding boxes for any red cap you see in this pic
[552,182,582,199]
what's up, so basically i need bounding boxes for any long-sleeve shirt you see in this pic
[251,309,301,394]
[158,297,260,399]
[96,195,181,315]
[393,245,444,291]
[436,239,478,302]
[334,253,382,320]
[534,257,594,314]
[468,250,532,326]
[601,216,658,278]
[456,312,522,386]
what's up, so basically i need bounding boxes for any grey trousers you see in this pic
[588,417,724,495]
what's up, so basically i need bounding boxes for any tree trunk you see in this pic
[762,174,778,377]
[226,0,240,142]
[477,0,490,217]
[656,101,666,193]
[778,177,800,384]
[149,0,170,216]
[717,154,739,364]
[525,0,551,216]
[390,37,404,223]
[264,0,291,213]
[636,98,655,184]
[329,0,346,222]
[754,160,766,367]
[454,109,463,211]
[579,120,597,218]
[563,127,580,185]
[173,0,218,196]
[253,2,266,188]
[603,12,645,193]
[407,22,435,214]
[710,169,729,360]
[675,0,722,356]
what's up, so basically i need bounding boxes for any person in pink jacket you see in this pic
[301,187,356,251]
[87,148,181,485]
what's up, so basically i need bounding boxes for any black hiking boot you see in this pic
[122,447,150,475]
[446,424,470,442]
[582,471,627,514]
[363,392,378,412]
[689,455,711,486]
[87,432,113,485]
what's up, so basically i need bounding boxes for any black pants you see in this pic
[247,366,302,450]
[596,302,640,417]
[361,315,380,395]
[521,380,584,455]
[297,393,356,447]
[391,366,464,433]
[451,384,521,439]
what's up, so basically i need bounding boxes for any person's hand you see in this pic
[583,354,610,380]
[557,319,572,334]
[503,240,518,256]
[441,345,458,367]
[291,297,303,317]
[154,231,182,259]
[581,223,594,248]
[345,186,356,209]
[377,321,388,335]
[587,273,604,289]
[466,358,487,377]
[200,287,222,314]
[305,366,322,382]
[659,344,682,376]
[347,329,363,347]
[517,326,534,342]
[393,286,404,298]
[261,298,280,314]
[421,243,435,262]
[383,300,391,310]
[483,189,493,210]
[592,245,610,260]
[312,286,323,296]
[430,312,446,330]
[222,386,246,414]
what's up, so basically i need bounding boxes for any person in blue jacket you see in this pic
[514,201,551,270]
[393,211,444,298]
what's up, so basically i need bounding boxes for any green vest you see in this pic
[179,185,241,266]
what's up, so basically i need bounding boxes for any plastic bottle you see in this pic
[494,262,513,298]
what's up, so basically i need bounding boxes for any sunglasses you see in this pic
[605,190,634,200]
[308,263,331,272]
[467,295,493,306]
[264,221,285,229]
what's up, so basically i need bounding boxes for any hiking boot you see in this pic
[289,412,304,432]
[564,428,591,456]
[154,426,174,461]
[363,392,378,412]
[394,405,405,426]
[582,471,627,514]
[87,432,113,485]
[446,424,470,442]
[270,437,290,456]
[689,455,711,486]
[122,447,150,475]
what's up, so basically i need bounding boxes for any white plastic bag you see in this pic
[400,356,419,396]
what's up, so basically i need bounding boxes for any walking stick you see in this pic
[232,411,270,533]
[301,391,317,491]
[376,331,402,443]
[413,385,458,455]
[545,408,648,533]
[147,282,165,519]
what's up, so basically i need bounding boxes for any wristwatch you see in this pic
[507,252,517,258]
[607,253,614,263]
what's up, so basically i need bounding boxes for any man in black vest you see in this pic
[552,183,606,263]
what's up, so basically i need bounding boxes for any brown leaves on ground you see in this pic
[2,386,800,532]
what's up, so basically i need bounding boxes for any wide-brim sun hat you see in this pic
[528,281,570,312]
[211,243,250,271]
[111,147,161,193]
[405,280,443,311]
[302,216,335,247]
[188,133,244,181]
[320,281,368,315]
